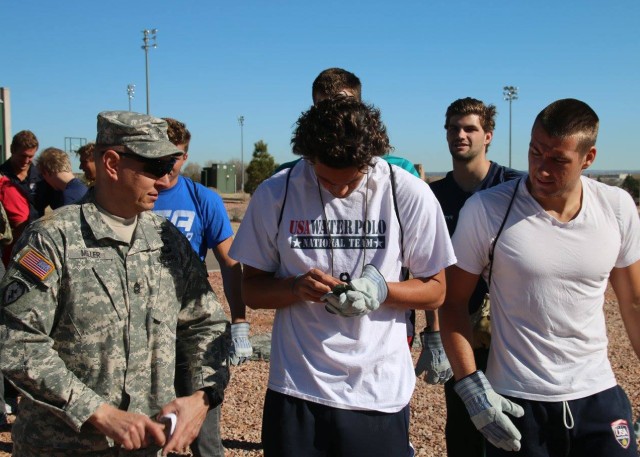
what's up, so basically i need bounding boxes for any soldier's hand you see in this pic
[88,403,166,450]
[158,391,209,455]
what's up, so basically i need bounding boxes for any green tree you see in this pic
[244,140,276,194]
[621,174,639,202]
[182,162,202,183]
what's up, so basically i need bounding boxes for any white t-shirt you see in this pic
[230,158,455,412]
[453,176,640,401]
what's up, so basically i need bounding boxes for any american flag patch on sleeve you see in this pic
[18,248,55,281]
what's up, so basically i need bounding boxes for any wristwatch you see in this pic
[200,386,223,410]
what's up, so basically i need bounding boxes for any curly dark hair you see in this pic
[292,98,391,169]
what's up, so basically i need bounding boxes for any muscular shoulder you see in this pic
[28,204,83,236]
[468,178,519,213]
[584,177,637,216]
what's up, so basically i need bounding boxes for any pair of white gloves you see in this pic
[321,264,388,317]
[417,331,523,451]
[232,264,387,364]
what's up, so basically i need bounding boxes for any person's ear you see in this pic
[581,146,596,170]
[102,150,121,180]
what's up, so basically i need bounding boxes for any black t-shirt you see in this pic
[429,161,523,313]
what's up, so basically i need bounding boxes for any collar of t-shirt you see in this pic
[95,204,138,244]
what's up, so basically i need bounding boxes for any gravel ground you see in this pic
[0,197,637,455]
[214,280,640,457]
[0,276,637,457]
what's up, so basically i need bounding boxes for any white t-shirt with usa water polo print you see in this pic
[230,158,455,413]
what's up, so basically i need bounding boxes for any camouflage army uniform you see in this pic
[0,190,230,456]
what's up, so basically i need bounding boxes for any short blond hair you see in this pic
[37,147,72,174]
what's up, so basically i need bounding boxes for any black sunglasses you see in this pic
[116,152,178,178]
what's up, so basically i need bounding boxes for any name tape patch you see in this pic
[69,249,114,260]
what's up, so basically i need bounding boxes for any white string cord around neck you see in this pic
[315,169,370,281]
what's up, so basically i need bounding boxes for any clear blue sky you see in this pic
[2,0,639,173]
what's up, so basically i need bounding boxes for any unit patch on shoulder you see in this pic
[18,248,55,281]
[611,419,630,449]
[4,281,26,305]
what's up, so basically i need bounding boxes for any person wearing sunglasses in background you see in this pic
[0,111,230,456]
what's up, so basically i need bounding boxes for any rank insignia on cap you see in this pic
[611,419,630,449]
[18,248,55,281]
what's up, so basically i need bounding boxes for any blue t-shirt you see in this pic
[154,175,234,260]
[51,178,88,209]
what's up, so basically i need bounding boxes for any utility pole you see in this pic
[238,116,245,193]
[141,29,157,115]
[503,86,518,168]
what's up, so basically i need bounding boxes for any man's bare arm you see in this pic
[439,265,482,380]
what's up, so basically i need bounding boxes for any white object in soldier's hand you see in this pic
[159,413,177,439]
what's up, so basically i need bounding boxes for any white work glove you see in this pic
[454,370,524,451]
[322,264,388,317]
[415,330,453,384]
[229,322,253,365]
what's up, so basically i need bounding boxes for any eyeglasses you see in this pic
[116,152,178,179]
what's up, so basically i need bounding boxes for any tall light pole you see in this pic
[238,116,245,193]
[503,86,518,168]
[141,29,157,115]
[127,84,135,112]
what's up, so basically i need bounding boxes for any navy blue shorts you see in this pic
[262,389,413,457]
[488,385,637,457]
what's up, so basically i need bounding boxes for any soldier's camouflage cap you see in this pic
[95,111,182,159]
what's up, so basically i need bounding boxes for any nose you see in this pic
[329,184,351,198]
[155,173,171,190]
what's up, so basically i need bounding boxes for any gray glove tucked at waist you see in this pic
[415,330,453,384]
[454,370,524,451]
[229,322,253,365]
[321,264,388,317]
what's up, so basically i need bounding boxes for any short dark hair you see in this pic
[292,98,391,169]
[162,117,191,152]
[75,142,95,160]
[312,68,362,104]
[533,98,599,153]
[445,97,497,133]
[10,130,39,154]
